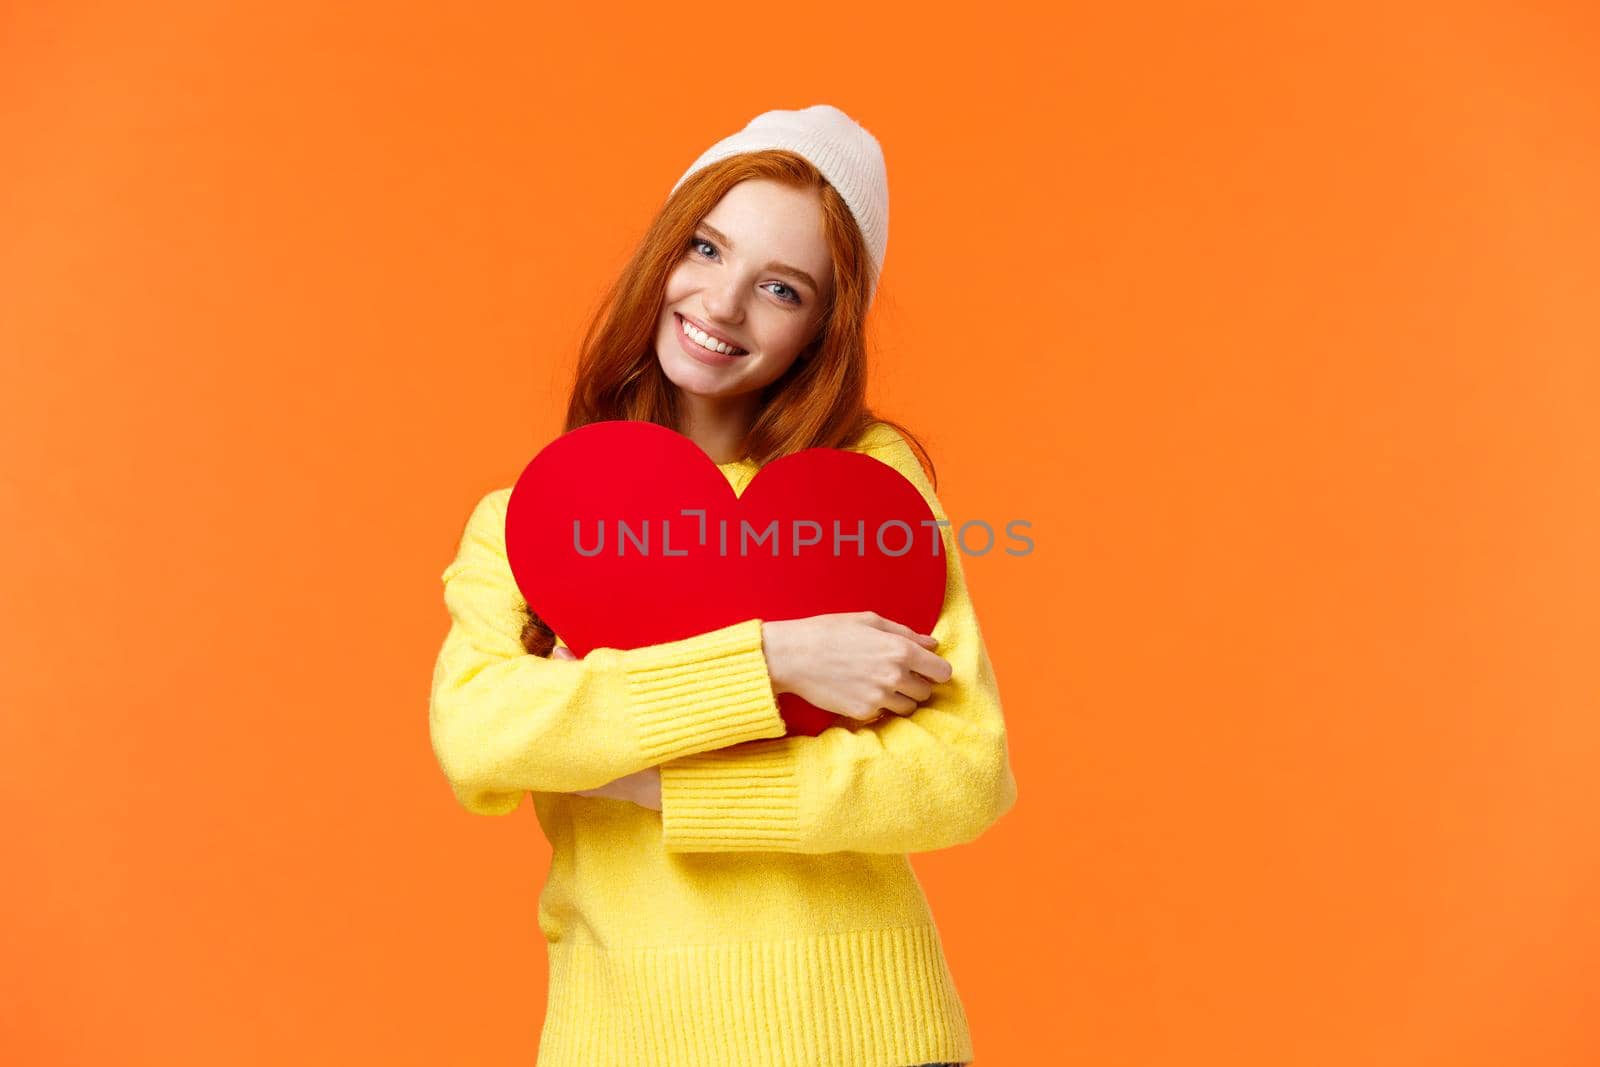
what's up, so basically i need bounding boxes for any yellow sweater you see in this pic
[429,421,1018,1067]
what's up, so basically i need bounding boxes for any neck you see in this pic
[677,389,760,464]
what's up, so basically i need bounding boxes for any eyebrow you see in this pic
[697,223,821,294]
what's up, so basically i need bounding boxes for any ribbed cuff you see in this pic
[620,618,787,763]
[658,737,804,852]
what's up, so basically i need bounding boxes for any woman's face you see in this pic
[655,178,834,401]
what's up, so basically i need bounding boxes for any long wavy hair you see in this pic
[521,148,935,657]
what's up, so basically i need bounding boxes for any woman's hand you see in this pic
[571,765,663,810]
[551,644,664,810]
[761,611,951,724]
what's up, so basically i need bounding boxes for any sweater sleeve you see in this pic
[656,429,1019,855]
[428,487,789,815]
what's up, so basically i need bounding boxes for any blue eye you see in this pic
[688,234,803,306]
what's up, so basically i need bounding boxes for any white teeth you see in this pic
[681,316,744,356]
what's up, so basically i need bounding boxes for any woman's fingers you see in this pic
[897,670,935,703]
[882,691,919,716]
[856,611,938,649]
[907,646,952,683]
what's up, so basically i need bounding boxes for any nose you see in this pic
[702,276,746,325]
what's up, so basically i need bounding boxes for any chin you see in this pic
[656,349,728,395]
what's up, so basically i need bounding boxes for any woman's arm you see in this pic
[655,428,1019,855]
[429,488,788,815]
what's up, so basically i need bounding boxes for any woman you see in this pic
[430,104,1015,1067]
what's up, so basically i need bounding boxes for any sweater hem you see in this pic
[536,923,975,1067]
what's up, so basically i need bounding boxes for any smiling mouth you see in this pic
[676,313,749,356]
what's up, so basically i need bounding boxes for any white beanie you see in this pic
[668,104,890,306]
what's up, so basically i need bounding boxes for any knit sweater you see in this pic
[429,420,1018,1067]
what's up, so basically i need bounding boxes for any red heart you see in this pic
[504,420,948,736]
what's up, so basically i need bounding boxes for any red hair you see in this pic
[521,149,935,657]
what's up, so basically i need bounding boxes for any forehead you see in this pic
[700,179,832,277]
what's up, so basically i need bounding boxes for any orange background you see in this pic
[3,2,1597,1064]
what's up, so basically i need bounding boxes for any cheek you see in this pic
[662,264,694,302]
[755,313,813,355]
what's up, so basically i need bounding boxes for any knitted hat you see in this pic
[669,104,889,305]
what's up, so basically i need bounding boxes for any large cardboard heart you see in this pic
[504,420,948,736]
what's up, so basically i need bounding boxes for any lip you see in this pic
[676,312,748,353]
[674,312,749,366]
